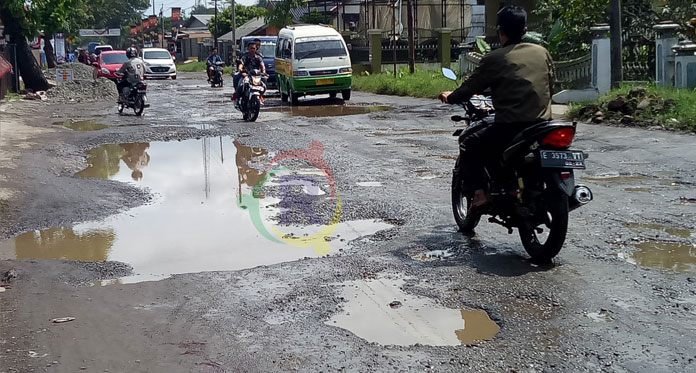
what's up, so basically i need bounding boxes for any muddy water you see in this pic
[53,120,108,131]
[0,138,392,282]
[628,241,696,273]
[328,278,499,346]
[264,104,393,117]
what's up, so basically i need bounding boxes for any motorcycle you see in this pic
[442,68,593,262]
[210,61,224,88]
[237,68,266,122]
[116,76,148,116]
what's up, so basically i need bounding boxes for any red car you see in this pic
[92,50,128,80]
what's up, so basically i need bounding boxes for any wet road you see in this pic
[1,73,695,372]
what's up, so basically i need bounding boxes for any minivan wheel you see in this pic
[290,88,299,105]
[342,89,351,100]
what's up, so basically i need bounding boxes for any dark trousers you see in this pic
[233,72,242,93]
[458,123,524,195]
[117,80,131,100]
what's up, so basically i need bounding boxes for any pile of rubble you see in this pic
[45,77,118,102]
[48,62,95,80]
[574,87,678,129]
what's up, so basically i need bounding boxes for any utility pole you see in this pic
[214,0,218,48]
[231,0,236,61]
[392,0,396,77]
[610,0,622,88]
[161,5,165,49]
[406,0,414,73]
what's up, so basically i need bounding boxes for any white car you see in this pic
[140,48,177,79]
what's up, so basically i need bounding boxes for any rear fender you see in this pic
[544,169,575,196]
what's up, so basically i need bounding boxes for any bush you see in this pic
[353,67,459,98]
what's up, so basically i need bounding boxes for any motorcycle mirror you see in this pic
[442,67,457,81]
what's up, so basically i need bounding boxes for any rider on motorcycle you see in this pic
[438,5,553,210]
[233,41,266,107]
[207,48,223,82]
[116,47,146,103]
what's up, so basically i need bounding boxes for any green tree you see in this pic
[209,4,268,38]
[33,0,90,67]
[300,9,330,25]
[0,0,50,89]
[265,0,305,29]
[86,0,150,49]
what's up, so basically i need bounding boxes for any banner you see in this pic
[54,33,66,61]
[172,7,181,21]
[79,28,121,36]
[142,18,148,30]
[149,15,158,28]
[130,26,137,35]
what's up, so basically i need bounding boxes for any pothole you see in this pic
[623,222,692,238]
[327,277,499,346]
[619,241,696,273]
[411,249,456,261]
[52,120,108,131]
[264,104,393,117]
[624,187,652,192]
[0,138,393,283]
[356,181,382,187]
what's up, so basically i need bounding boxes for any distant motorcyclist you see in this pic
[438,5,553,210]
[116,47,146,103]
[233,42,265,106]
[206,48,222,82]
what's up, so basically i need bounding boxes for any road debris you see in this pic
[51,317,76,323]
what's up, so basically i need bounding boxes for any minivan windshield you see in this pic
[144,51,172,59]
[102,53,128,64]
[295,38,346,60]
[258,42,276,58]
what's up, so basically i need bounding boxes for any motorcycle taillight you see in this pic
[138,82,147,89]
[541,127,575,148]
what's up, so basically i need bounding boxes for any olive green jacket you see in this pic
[448,42,554,124]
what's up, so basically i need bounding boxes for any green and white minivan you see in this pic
[275,25,352,105]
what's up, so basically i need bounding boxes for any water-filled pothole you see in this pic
[264,104,393,117]
[328,277,499,346]
[620,241,696,273]
[53,120,108,131]
[0,138,393,282]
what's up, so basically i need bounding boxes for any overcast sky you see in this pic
[154,0,259,17]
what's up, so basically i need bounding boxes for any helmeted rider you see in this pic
[116,47,146,103]
[233,41,265,107]
[438,5,553,211]
[207,48,222,82]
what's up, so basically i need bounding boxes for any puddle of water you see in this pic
[623,222,692,238]
[624,187,652,192]
[0,138,393,283]
[53,120,108,131]
[586,310,612,322]
[264,105,393,117]
[328,278,499,346]
[356,181,382,187]
[622,241,696,273]
[412,249,455,261]
[581,174,649,182]
[372,129,453,137]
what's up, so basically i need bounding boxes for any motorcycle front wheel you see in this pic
[134,96,145,116]
[451,170,481,235]
[247,95,260,122]
[118,103,124,113]
[518,188,569,263]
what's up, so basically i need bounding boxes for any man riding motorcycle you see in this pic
[207,48,222,82]
[116,47,146,103]
[232,41,266,108]
[438,5,554,211]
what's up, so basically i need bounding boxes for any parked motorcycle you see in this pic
[210,61,224,88]
[237,69,266,122]
[116,76,148,116]
[442,68,592,262]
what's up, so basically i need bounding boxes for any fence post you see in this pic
[590,24,611,94]
[368,29,382,74]
[673,41,696,88]
[653,22,680,87]
[436,28,453,68]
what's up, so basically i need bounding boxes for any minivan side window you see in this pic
[282,39,292,59]
[276,38,283,58]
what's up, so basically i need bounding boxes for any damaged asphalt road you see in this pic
[1,73,695,372]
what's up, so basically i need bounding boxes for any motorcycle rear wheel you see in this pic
[134,97,145,116]
[518,188,569,263]
[451,172,481,235]
[247,95,260,122]
[117,103,124,113]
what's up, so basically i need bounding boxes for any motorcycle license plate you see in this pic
[315,78,334,86]
[539,150,585,169]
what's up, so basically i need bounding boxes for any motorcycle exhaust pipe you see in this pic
[569,185,593,211]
